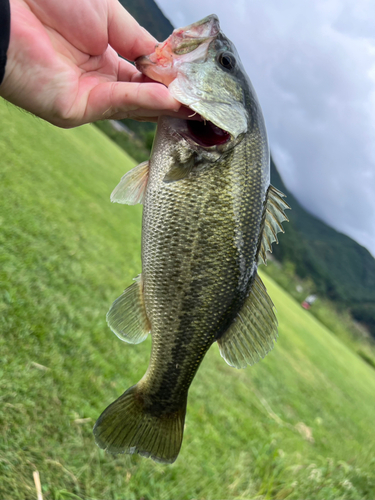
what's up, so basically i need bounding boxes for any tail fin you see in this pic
[93,385,186,464]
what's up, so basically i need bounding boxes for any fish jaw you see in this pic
[135,15,220,87]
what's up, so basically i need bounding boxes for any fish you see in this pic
[93,14,290,464]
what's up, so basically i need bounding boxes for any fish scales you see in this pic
[141,116,268,406]
[93,14,289,463]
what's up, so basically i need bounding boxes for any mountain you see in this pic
[270,160,375,302]
[113,0,375,336]
[118,0,174,42]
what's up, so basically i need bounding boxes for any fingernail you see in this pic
[141,26,158,45]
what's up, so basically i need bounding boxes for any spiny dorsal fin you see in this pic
[106,275,150,344]
[258,184,291,265]
[110,161,149,205]
[217,272,278,369]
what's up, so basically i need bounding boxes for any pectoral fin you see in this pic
[107,275,150,344]
[217,272,278,369]
[163,157,195,183]
[110,161,149,205]
[258,185,290,265]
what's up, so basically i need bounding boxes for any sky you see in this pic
[155,0,375,257]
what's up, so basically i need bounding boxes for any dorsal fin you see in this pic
[258,185,290,265]
[217,272,278,369]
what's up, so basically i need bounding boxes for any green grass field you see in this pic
[1,99,375,500]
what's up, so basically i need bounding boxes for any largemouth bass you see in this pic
[94,14,289,463]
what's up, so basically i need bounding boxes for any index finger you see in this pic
[107,0,158,61]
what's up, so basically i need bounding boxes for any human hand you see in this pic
[0,0,184,127]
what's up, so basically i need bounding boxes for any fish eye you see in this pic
[218,52,236,71]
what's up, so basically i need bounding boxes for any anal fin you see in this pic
[217,272,278,369]
[107,275,150,344]
[111,161,149,205]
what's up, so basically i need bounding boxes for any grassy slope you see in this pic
[1,99,375,500]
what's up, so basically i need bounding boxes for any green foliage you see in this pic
[351,304,375,336]
[1,99,375,499]
[94,120,150,164]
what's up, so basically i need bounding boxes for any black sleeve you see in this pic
[0,0,11,85]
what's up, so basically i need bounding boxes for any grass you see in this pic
[262,260,375,369]
[1,99,375,499]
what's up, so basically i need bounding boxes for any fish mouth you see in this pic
[183,118,231,148]
[135,15,219,87]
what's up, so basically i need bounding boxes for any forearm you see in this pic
[0,0,11,85]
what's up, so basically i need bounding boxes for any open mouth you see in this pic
[185,118,231,148]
